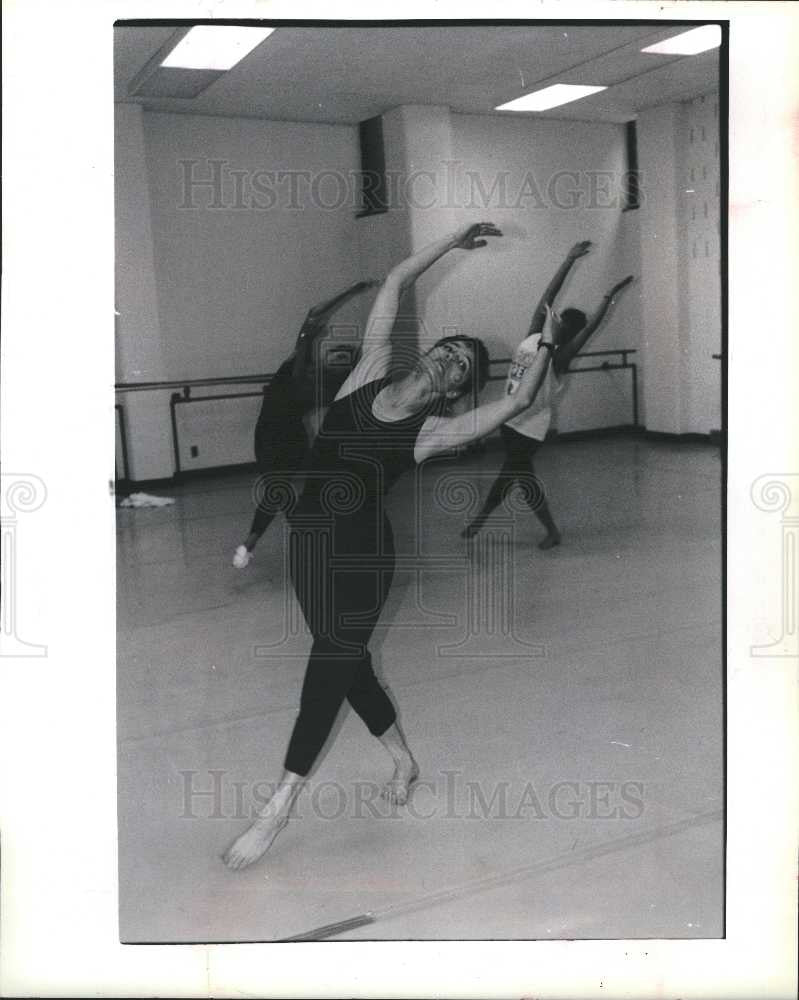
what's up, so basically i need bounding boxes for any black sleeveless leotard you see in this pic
[283,378,436,776]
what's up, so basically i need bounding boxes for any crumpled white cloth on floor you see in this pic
[119,492,175,508]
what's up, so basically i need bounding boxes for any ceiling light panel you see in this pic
[641,25,721,56]
[161,26,275,71]
[496,84,607,112]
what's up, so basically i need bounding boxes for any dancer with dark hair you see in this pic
[462,242,634,547]
[232,280,375,569]
[223,222,559,870]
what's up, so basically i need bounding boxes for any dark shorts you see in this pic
[501,424,543,463]
[253,423,308,472]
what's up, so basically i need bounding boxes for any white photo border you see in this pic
[1,1,797,997]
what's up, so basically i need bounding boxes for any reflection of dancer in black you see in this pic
[224,222,559,869]
[462,242,634,548]
[232,281,375,569]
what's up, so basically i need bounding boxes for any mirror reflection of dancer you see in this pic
[232,281,376,569]
[223,222,559,870]
[462,242,634,548]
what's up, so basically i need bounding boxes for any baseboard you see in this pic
[114,477,175,494]
[116,461,259,494]
[547,424,642,443]
[642,430,719,444]
[115,426,723,493]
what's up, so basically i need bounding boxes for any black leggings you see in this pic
[249,427,308,538]
[284,515,397,776]
[475,425,547,518]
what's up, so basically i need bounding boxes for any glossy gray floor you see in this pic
[117,436,723,942]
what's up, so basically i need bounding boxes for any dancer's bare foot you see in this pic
[380,757,419,806]
[538,531,561,550]
[232,544,254,569]
[222,814,287,870]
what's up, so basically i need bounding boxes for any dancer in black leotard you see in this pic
[223,222,559,870]
[232,280,375,569]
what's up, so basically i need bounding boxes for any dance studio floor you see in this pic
[117,435,723,942]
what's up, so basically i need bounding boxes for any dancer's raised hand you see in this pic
[606,275,635,302]
[567,240,592,261]
[454,221,503,250]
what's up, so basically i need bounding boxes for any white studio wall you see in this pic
[115,104,175,481]
[449,111,643,436]
[115,107,369,480]
[142,112,365,380]
[638,102,683,435]
[370,106,644,433]
[638,92,722,436]
[116,91,719,483]
[444,112,638,356]
[354,106,415,345]
[678,94,723,435]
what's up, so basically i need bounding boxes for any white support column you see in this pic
[399,105,458,346]
[637,103,683,435]
[115,104,173,481]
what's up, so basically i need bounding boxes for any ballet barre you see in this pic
[489,348,639,429]
[115,348,639,482]
[115,374,278,480]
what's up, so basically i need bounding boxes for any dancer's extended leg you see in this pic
[521,438,561,549]
[463,427,561,548]
[224,523,417,869]
[233,504,277,568]
[378,722,419,805]
[461,462,515,538]
[222,769,303,869]
[530,483,561,549]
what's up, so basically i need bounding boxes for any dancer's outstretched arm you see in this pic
[290,281,377,382]
[306,280,377,322]
[336,222,502,399]
[554,275,634,374]
[527,241,592,335]
[414,306,557,462]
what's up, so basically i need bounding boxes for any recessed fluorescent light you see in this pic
[495,84,607,113]
[161,26,275,71]
[641,25,721,56]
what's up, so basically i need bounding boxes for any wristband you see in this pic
[537,341,555,353]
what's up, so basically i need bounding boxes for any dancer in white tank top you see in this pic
[462,242,634,548]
